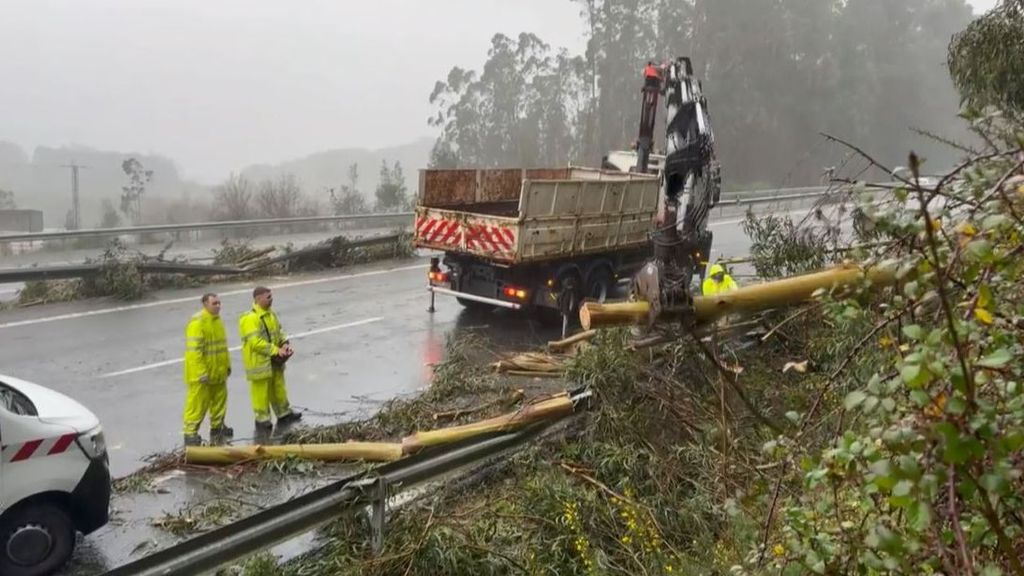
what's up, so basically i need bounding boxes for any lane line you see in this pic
[100,317,383,378]
[0,264,423,330]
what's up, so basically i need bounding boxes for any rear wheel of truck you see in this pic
[585,267,614,303]
[0,502,76,576]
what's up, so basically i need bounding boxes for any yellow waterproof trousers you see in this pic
[249,369,293,424]
[182,380,228,435]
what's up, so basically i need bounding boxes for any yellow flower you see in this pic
[974,307,994,325]
[773,544,785,557]
[665,565,674,573]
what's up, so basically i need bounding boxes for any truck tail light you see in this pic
[503,286,527,300]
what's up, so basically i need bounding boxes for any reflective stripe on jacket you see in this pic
[183,309,231,384]
[239,304,287,380]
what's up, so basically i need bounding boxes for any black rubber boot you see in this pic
[183,434,202,447]
[277,412,303,425]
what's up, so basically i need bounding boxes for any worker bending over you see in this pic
[702,263,738,296]
[239,286,301,431]
[182,293,232,446]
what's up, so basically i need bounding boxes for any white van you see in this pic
[0,375,110,576]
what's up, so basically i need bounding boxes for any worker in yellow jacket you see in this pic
[183,293,232,446]
[702,263,738,296]
[239,286,301,431]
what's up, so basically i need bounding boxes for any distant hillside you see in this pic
[240,137,434,202]
[0,137,436,229]
[0,141,190,228]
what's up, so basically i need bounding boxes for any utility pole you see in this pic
[60,162,87,230]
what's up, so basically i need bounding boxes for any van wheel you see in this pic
[0,503,76,576]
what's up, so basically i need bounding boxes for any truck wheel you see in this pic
[585,268,614,303]
[0,503,76,576]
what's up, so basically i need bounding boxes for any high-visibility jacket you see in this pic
[702,264,738,296]
[239,304,288,381]
[644,64,660,79]
[183,309,231,384]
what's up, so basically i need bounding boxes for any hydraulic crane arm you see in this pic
[632,57,722,326]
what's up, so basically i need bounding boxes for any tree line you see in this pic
[429,0,975,187]
[86,158,412,229]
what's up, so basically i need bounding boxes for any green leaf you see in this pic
[978,348,1011,369]
[908,501,932,531]
[947,396,967,415]
[980,473,1009,494]
[981,565,1004,576]
[844,390,867,410]
[892,479,913,497]
[785,411,800,424]
[910,390,931,407]
[902,324,925,341]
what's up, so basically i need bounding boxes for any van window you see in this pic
[0,383,38,416]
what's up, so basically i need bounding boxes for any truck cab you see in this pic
[0,374,110,576]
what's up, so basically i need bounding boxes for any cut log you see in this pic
[578,301,651,330]
[492,352,565,373]
[185,442,404,466]
[547,330,597,352]
[402,394,574,454]
[580,263,897,330]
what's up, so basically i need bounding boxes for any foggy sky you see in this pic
[0,0,995,184]
[0,0,586,183]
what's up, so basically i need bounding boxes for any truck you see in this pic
[416,57,720,332]
[415,166,664,330]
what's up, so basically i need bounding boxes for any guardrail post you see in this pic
[370,476,389,555]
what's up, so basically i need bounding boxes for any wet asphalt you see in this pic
[0,210,784,478]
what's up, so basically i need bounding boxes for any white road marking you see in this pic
[99,317,383,378]
[0,264,424,330]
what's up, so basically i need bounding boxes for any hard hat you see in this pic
[708,263,725,276]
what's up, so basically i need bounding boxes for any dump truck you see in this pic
[417,56,720,332]
[415,167,663,326]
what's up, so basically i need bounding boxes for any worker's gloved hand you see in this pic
[227,367,232,377]
[199,375,209,384]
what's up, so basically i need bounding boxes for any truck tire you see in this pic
[585,267,614,303]
[0,502,76,576]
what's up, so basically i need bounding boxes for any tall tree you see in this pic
[375,161,409,212]
[330,163,368,214]
[120,158,152,225]
[949,0,1024,118]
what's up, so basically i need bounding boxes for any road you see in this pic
[0,210,802,477]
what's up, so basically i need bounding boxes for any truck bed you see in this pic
[414,167,659,264]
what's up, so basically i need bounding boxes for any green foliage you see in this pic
[736,128,1024,575]
[742,210,838,278]
[949,0,1024,117]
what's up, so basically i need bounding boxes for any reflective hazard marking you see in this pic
[3,433,78,463]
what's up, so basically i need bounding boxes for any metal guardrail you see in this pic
[0,187,837,245]
[0,233,405,284]
[102,388,590,576]
[0,212,414,243]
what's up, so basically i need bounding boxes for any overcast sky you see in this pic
[0,0,997,184]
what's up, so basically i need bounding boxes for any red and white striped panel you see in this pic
[464,224,516,258]
[415,216,463,249]
[2,433,78,463]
